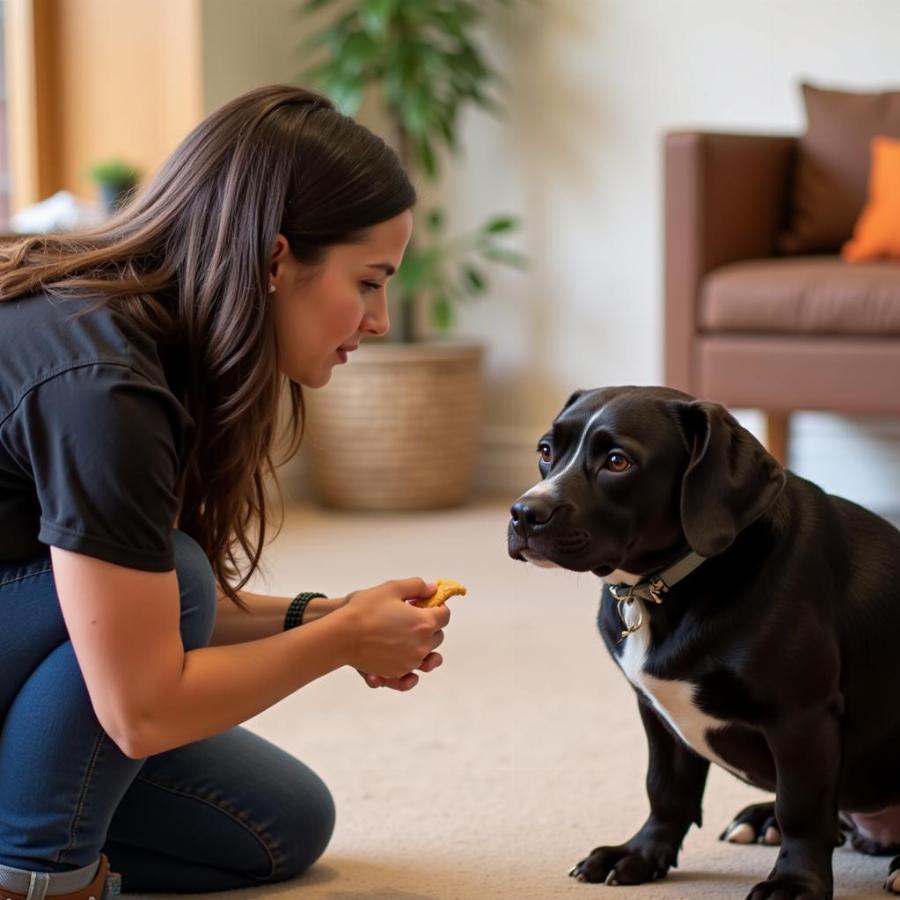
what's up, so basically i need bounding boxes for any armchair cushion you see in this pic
[701,256,900,335]
[779,82,900,255]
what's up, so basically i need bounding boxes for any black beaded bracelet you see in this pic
[284,592,328,630]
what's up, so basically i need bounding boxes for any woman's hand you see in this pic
[334,577,450,679]
[358,651,444,691]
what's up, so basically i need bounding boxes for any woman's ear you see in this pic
[270,233,290,280]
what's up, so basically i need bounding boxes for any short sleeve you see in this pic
[5,364,191,571]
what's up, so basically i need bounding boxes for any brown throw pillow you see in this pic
[779,82,900,254]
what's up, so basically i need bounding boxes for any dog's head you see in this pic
[507,386,786,577]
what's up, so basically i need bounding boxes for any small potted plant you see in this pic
[87,158,141,215]
[300,0,525,510]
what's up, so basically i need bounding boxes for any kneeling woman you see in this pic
[0,84,450,898]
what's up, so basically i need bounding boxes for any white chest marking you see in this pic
[615,598,748,780]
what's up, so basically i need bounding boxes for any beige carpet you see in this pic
[135,500,890,899]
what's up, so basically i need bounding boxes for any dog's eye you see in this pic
[537,442,553,465]
[605,452,632,473]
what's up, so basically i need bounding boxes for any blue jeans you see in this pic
[0,530,335,893]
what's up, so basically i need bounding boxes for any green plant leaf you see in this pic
[462,265,487,294]
[426,208,445,233]
[324,78,364,115]
[417,137,438,179]
[340,30,378,70]
[86,158,141,186]
[395,246,437,299]
[360,0,397,36]
[479,246,528,268]
[431,294,454,332]
[484,215,518,234]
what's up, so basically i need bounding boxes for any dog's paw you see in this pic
[853,831,900,857]
[745,874,832,900]
[884,855,900,893]
[719,805,847,849]
[720,801,782,846]
[568,843,674,885]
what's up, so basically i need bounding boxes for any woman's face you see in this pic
[269,209,413,387]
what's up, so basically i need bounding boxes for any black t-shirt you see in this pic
[0,292,194,571]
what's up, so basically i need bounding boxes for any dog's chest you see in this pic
[615,598,746,778]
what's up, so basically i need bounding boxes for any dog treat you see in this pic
[414,578,467,608]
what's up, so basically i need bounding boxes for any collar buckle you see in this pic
[606,550,707,639]
[648,576,668,604]
[608,583,634,602]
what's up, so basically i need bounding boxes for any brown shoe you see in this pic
[0,855,120,900]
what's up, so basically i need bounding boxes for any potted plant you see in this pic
[300,0,525,510]
[87,158,141,215]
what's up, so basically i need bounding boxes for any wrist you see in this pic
[300,595,348,624]
[285,601,357,670]
[283,592,327,630]
[317,600,358,667]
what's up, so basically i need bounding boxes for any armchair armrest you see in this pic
[664,131,796,390]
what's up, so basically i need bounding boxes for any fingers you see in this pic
[389,577,434,599]
[419,652,443,672]
[365,672,420,691]
[427,605,451,629]
[358,652,443,690]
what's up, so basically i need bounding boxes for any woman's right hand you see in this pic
[336,577,450,677]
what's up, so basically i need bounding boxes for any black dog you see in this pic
[507,385,900,900]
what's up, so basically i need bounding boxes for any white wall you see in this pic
[200,0,900,513]
[201,0,313,115]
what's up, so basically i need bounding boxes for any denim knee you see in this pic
[267,766,336,882]
[171,530,217,651]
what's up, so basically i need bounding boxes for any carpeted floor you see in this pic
[132,500,891,899]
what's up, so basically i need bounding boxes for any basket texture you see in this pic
[305,341,484,510]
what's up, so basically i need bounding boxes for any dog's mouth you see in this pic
[517,548,614,577]
[518,549,561,569]
[508,528,615,577]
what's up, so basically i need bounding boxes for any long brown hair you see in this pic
[0,85,416,606]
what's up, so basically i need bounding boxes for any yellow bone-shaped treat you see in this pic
[414,578,467,608]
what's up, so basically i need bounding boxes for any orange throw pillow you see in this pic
[842,135,900,262]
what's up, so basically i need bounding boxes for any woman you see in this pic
[0,84,451,898]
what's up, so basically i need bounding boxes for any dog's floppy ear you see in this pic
[561,389,586,412]
[676,401,786,557]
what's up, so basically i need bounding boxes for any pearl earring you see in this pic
[268,283,276,294]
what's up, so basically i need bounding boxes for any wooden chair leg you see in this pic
[764,412,789,466]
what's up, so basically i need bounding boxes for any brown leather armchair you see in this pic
[664,131,900,464]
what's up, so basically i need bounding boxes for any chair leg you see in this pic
[764,412,789,466]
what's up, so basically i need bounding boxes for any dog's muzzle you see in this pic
[508,495,558,565]
[509,497,557,539]
[508,494,590,569]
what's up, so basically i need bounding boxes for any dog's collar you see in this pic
[607,550,706,638]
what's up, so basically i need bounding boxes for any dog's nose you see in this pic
[510,498,556,537]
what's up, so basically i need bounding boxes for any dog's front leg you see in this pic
[570,695,709,885]
[747,705,841,900]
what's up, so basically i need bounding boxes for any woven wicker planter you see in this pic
[304,340,485,510]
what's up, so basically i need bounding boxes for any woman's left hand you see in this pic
[357,651,443,691]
